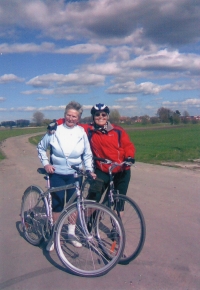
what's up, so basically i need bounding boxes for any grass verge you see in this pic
[0,124,199,164]
[128,124,200,164]
[0,127,46,161]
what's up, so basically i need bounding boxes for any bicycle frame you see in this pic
[94,158,133,213]
[37,167,93,240]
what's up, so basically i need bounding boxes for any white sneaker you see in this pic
[46,237,54,251]
[68,234,82,248]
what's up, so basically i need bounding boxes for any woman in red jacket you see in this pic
[50,103,136,202]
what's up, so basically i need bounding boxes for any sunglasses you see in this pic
[94,112,107,117]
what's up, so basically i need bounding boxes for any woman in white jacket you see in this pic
[37,101,95,251]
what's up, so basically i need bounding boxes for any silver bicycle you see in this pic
[20,166,125,277]
[82,157,146,265]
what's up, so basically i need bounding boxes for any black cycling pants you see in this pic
[88,168,131,203]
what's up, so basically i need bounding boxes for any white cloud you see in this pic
[0,74,24,84]
[123,49,200,74]
[26,73,105,88]
[0,42,106,55]
[0,42,55,54]
[0,97,6,102]
[86,63,121,75]
[56,43,107,54]
[163,98,200,111]
[116,97,137,102]
[1,0,199,45]
[182,99,200,106]
[107,81,165,95]
[22,86,88,95]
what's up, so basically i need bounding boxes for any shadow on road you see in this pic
[15,221,73,275]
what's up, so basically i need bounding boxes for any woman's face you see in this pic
[93,111,108,127]
[65,109,80,127]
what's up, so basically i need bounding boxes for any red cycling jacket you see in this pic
[56,118,136,174]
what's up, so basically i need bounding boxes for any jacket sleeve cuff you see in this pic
[42,160,49,167]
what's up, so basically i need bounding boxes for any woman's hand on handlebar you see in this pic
[86,170,96,179]
[90,172,96,179]
[44,164,55,174]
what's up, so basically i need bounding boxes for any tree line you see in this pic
[1,107,199,128]
[0,112,52,128]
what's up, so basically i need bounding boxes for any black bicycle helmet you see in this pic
[91,103,110,115]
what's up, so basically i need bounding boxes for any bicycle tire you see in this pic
[104,194,146,264]
[54,201,125,277]
[21,185,48,246]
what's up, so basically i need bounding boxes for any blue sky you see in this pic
[0,0,200,122]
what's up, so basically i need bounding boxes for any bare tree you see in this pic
[157,107,173,123]
[182,110,190,124]
[109,109,121,123]
[32,111,44,126]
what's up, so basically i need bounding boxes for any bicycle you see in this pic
[81,157,146,264]
[20,166,125,277]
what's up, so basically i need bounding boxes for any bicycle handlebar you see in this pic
[37,166,92,179]
[71,165,94,179]
[93,157,134,167]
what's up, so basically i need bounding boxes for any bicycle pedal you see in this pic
[110,229,119,242]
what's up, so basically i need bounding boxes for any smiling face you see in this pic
[65,109,80,128]
[93,111,109,127]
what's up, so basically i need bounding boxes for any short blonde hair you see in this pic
[64,101,83,117]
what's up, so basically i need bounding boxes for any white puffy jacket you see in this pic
[37,124,93,175]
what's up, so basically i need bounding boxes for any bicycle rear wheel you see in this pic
[105,194,146,264]
[21,185,47,246]
[54,201,125,277]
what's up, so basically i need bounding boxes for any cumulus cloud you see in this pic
[26,73,105,87]
[0,74,24,84]
[116,97,137,102]
[0,0,199,46]
[163,98,200,108]
[123,49,200,74]
[86,62,122,75]
[56,43,107,54]
[0,97,6,102]
[107,81,165,95]
[0,42,55,54]
[0,0,200,118]
[0,42,106,55]
[22,86,89,95]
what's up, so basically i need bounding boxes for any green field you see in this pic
[128,124,200,163]
[0,124,199,164]
[0,127,46,160]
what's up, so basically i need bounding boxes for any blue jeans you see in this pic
[50,173,82,212]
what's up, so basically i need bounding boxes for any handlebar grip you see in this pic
[37,168,47,175]
[71,165,80,172]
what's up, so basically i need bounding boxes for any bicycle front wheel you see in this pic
[54,201,125,277]
[105,194,146,264]
[21,185,47,246]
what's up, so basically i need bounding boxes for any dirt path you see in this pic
[0,134,200,290]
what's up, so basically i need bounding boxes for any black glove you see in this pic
[47,120,57,133]
[125,157,135,164]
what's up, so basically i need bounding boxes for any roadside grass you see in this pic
[0,124,199,165]
[29,134,45,146]
[0,127,46,160]
[128,124,200,164]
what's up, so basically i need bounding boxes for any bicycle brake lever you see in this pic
[124,162,133,166]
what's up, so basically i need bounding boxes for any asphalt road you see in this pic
[0,134,199,290]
